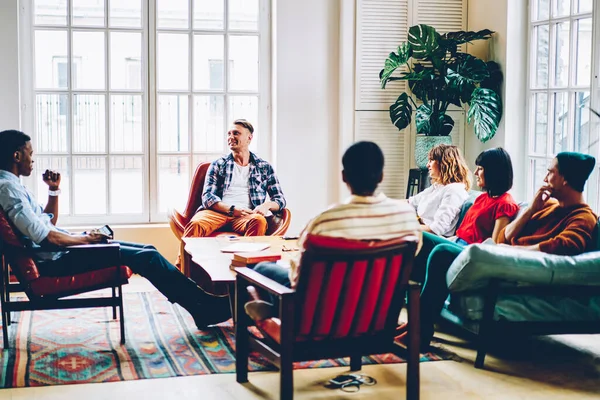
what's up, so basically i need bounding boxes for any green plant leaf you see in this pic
[415,104,454,135]
[438,114,455,136]
[446,54,489,103]
[467,88,502,142]
[379,42,412,89]
[415,104,432,134]
[408,24,440,59]
[441,29,494,45]
[398,69,435,81]
[480,61,503,94]
[389,93,413,131]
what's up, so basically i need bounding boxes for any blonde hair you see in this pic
[428,144,471,191]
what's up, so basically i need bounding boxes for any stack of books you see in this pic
[230,251,282,269]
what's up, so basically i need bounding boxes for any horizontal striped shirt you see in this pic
[289,193,421,287]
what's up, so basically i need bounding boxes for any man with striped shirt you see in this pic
[247,141,421,318]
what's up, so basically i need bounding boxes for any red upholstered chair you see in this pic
[235,234,421,400]
[0,210,132,348]
[168,162,292,240]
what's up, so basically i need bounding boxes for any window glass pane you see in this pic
[35,30,67,89]
[73,94,106,153]
[229,0,258,31]
[35,94,68,153]
[158,95,189,152]
[193,95,224,152]
[533,93,548,154]
[72,0,105,27]
[552,0,570,17]
[193,35,225,91]
[576,0,592,13]
[111,95,143,153]
[533,25,549,88]
[552,92,569,153]
[531,158,549,196]
[110,32,142,90]
[158,156,189,212]
[34,157,70,214]
[575,18,592,86]
[157,0,189,29]
[158,33,189,90]
[194,0,224,29]
[534,0,550,20]
[72,31,105,90]
[574,92,590,153]
[554,22,570,87]
[110,0,142,28]
[229,96,258,151]
[73,156,106,214]
[110,156,143,214]
[229,36,258,91]
[34,0,67,25]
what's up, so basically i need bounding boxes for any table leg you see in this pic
[228,282,236,325]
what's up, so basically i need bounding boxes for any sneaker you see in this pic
[244,300,276,321]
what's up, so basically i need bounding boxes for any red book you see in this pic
[232,251,281,264]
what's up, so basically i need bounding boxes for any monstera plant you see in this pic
[380,24,503,167]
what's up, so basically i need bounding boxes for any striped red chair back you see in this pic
[293,234,418,342]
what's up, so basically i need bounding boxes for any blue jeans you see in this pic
[253,262,291,305]
[38,241,212,313]
[419,241,466,346]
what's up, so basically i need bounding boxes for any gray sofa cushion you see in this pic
[447,244,600,292]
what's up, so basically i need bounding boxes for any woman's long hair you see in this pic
[428,144,471,191]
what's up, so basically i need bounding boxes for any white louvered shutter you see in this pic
[354,0,467,200]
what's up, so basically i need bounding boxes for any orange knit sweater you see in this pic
[498,199,598,255]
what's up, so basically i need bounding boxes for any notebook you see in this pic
[220,242,271,253]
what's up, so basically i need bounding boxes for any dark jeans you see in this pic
[37,241,212,314]
[419,241,465,345]
[253,262,292,306]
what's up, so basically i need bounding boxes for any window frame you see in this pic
[526,0,600,210]
[19,0,272,225]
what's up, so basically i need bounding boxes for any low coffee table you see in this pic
[181,236,299,322]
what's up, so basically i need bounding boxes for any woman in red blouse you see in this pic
[398,147,519,351]
[455,147,519,244]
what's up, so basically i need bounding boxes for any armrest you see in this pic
[235,266,295,297]
[65,243,121,263]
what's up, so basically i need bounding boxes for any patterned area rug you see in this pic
[0,290,446,387]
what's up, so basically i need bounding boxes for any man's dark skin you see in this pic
[7,140,105,247]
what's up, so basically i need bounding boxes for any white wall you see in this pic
[467,0,528,201]
[272,0,341,234]
[0,0,20,131]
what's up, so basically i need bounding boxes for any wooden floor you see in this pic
[1,276,599,399]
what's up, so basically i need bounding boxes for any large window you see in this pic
[20,0,270,224]
[527,0,599,210]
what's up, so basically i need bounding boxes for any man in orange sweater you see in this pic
[499,152,598,255]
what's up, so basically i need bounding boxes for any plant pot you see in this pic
[414,135,453,169]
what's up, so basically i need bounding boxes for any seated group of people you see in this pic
[0,120,598,354]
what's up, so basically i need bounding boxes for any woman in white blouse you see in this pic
[407,144,471,283]
[408,144,471,236]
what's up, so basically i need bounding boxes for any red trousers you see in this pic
[183,210,268,238]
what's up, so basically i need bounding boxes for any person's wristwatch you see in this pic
[228,205,235,217]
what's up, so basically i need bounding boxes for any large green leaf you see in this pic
[441,29,494,45]
[408,24,440,59]
[467,88,502,142]
[480,61,503,94]
[415,104,454,135]
[389,93,413,131]
[379,42,412,89]
[446,54,489,103]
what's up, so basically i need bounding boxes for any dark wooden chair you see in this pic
[168,162,292,241]
[0,210,132,348]
[235,234,422,400]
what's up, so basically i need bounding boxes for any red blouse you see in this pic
[456,192,519,244]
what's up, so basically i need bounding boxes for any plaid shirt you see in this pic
[200,152,286,212]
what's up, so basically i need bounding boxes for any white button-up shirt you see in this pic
[408,182,469,237]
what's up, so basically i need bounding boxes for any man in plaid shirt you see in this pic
[183,119,286,238]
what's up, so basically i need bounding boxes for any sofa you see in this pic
[438,192,600,368]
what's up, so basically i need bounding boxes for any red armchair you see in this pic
[235,234,421,400]
[0,210,132,348]
[168,162,291,240]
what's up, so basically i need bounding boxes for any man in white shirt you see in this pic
[183,119,286,237]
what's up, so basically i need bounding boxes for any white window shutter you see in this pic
[355,111,411,199]
[413,0,466,33]
[355,0,410,111]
